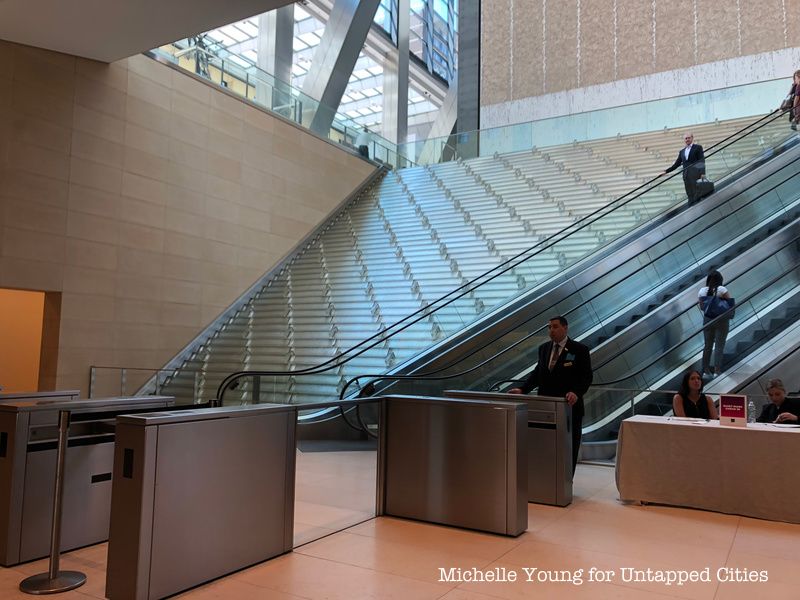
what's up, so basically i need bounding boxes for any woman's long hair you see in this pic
[705,270,724,287]
[678,369,703,399]
[705,270,724,296]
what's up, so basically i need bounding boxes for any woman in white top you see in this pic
[698,270,732,377]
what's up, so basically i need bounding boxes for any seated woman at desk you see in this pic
[673,369,718,419]
[756,379,800,423]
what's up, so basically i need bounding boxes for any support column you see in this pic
[381,0,409,144]
[257,5,295,112]
[457,0,480,136]
[302,0,381,136]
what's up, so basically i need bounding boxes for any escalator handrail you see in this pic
[216,109,789,401]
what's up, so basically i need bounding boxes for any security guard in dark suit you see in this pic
[510,316,593,476]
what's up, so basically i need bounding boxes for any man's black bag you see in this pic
[695,175,715,200]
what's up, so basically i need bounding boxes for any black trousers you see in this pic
[682,163,704,203]
[571,406,583,476]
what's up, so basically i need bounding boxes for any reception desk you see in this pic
[616,415,800,523]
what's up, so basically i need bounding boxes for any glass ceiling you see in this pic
[201,2,447,134]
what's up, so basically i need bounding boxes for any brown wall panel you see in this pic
[511,0,544,99]
[615,0,652,80]
[654,0,695,73]
[696,0,739,64]
[482,0,796,114]
[580,0,615,87]
[788,0,800,48]
[741,0,784,56]
[0,42,375,393]
[544,0,578,94]
[481,0,512,105]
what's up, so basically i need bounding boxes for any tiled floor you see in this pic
[2,465,799,599]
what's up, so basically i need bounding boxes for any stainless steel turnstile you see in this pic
[105,395,527,599]
[105,404,296,600]
[380,395,528,535]
[0,394,174,566]
[445,391,573,506]
[0,390,80,405]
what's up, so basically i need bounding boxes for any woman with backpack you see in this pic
[698,270,733,378]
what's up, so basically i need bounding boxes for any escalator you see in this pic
[581,217,800,441]
[217,110,800,425]
[723,341,800,402]
[335,125,800,388]
[322,121,800,450]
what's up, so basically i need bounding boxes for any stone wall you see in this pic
[0,41,375,394]
[481,0,800,127]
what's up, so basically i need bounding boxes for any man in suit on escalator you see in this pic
[509,316,593,477]
[660,132,706,204]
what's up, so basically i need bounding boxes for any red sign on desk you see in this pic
[720,394,747,427]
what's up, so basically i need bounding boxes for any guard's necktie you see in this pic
[548,342,561,371]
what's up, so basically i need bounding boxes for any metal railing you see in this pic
[89,366,201,400]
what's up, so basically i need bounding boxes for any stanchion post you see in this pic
[19,410,86,594]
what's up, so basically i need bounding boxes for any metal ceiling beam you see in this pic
[303,0,447,105]
[302,0,381,135]
[257,3,294,100]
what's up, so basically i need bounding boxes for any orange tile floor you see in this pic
[2,464,799,599]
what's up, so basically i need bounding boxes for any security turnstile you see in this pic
[0,391,80,405]
[0,394,174,565]
[105,395,527,599]
[105,404,296,600]
[445,390,573,506]
[380,395,528,536]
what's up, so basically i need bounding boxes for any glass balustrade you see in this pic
[151,39,794,169]
[152,41,415,169]
[402,78,792,165]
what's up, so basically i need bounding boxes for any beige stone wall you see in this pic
[482,0,800,108]
[0,41,375,395]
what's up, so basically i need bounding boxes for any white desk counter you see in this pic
[616,415,800,523]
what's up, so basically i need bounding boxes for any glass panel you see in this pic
[409,79,791,165]
[153,39,790,169]
[89,367,128,398]
[293,400,379,547]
